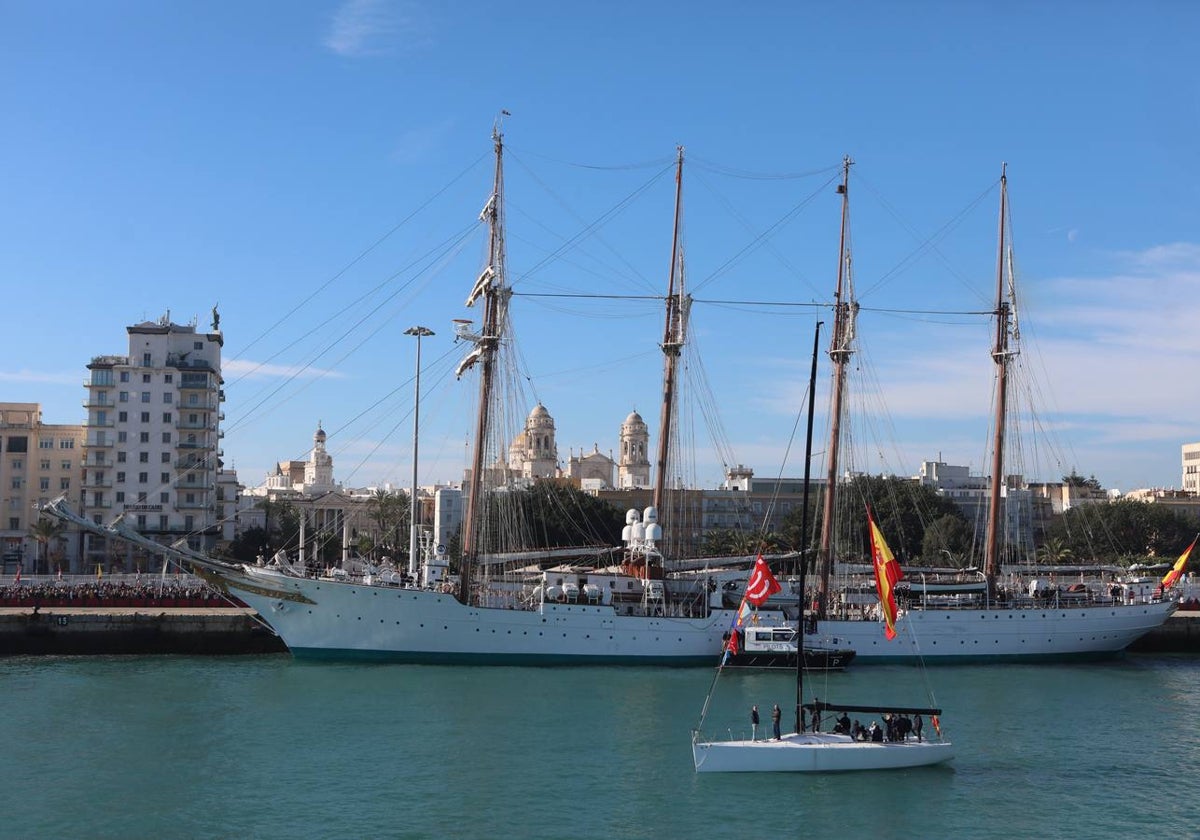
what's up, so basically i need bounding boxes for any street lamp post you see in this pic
[405,326,434,581]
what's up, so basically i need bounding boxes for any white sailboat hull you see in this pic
[692,732,954,773]
[219,567,740,665]
[818,599,1176,662]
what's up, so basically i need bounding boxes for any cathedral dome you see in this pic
[623,410,646,429]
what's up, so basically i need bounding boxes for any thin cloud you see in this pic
[324,0,433,58]
[391,120,457,165]
[223,359,346,380]
[0,369,80,385]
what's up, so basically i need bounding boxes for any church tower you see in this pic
[303,422,335,491]
[618,410,650,489]
[520,403,559,479]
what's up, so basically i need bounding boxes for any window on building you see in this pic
[186,493,196,504]
[193,342,203,350]
[141,392,151,403]
[164,373,173,383]
[60,460,71,470]
[139,432,150,443]
[161,433,171,444]
[7,436,27,453]
[117,432,127,443]
[159,492,169,503]
[163,413,172,423]
[188,394,198,406]
[11,478,22,490]
[95,410,106,426]
[120,371,130,382]
[142,354,151,367]
[39,478,49,491]
[139,453,149,463]
[39,439,53,449]
[188,414,198,424]
[60,478,70,490]
[185,515,195,530]
[115,491,125,502]
[140,412,149,423]
[138,472,148,483]
[116,472,125,482]
[116,452,126,463]
[137,492,147,503]
[39,459,49,470]
[8,518,18,530]
[160,472,169,483]
[163,393,172,404]
[159,515,168,530]
[119,391,129,402]
[137,514,147,529]
[11,459,22,471]
[59,439,73,449]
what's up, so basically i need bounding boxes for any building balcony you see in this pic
[175,458,208,470]
[86,439,114,448]
[83,501,113,510]
[88,419,115,428]
[175,478,213,490]
[83,456,109,468]
[175,441,215,451]
[81,478,113,489]
[176,499,214,510]
[88,355,128,368]
[176,420,215,430]
[82,399,115,409]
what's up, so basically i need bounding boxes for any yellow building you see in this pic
[0,402,86,573]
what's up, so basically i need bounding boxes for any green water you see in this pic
[2,654,1197,839]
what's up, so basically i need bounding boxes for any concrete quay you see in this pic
[0,606,286,656]
[1127,610,1200,654]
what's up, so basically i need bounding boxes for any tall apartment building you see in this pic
[0,403,86,572]
[81,316,225,571]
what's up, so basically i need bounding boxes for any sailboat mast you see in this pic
[461,125,509,603]
[653,146,686,515]
[815,156,854,619]
[984,165,1010,586]
[795,320,822,734]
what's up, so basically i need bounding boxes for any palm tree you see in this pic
[29,518,65,575]
[1036,536,1076,565]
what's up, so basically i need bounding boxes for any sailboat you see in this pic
[42,129,790,665]
[692,323,953,773]
[799,160,1176,662]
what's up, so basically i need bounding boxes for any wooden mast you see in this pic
[653,147,686,522]
[815,156,854,619]
[983,164,1010,594]
[460,123,509,603]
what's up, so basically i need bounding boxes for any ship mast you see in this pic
[815,157,855,619]
[653,147,686,519]
[460,122,509,604]
[983,165,1012,593]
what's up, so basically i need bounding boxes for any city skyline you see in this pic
[3,2,1199,493]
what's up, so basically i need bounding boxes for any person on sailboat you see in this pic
[771,704,782,740]
[914,713,924,742]
[750,705,760,741]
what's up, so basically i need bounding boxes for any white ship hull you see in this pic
[222,567,738,665]
[214,565,1177,664]
[818,599,1177,663]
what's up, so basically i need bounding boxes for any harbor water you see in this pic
[3,654,1198,839]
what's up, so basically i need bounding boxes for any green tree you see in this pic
[368,489,408,559]
[921,514,974,566]
[1045,499,1200,563]
[1035,536,1076,565]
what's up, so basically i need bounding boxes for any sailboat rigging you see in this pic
[691,320,954,773]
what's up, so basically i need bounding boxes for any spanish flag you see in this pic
[867,508,904,640]
[1161,535,1198,591]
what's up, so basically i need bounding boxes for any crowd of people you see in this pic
[0,578,234,607]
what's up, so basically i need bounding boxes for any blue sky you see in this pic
[3,0,1198,494]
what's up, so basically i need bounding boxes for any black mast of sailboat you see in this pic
[815,156,855,619]
[653,146,686,544]
[460,121,510,604]
[983,164,1012,602]
[795,320,822,734]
